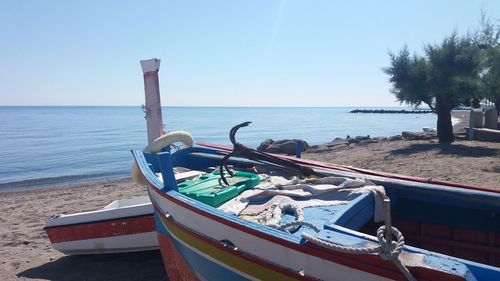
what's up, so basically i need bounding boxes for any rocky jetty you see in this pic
[401,131,436,140]
[350,109,433,114]
[258,131,437,155]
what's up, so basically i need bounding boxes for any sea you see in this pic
[0,106,436,191]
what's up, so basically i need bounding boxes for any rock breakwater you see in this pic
[257,131,437,155]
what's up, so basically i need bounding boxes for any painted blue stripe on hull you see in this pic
[167,233,249,281]
[154,213,249,281]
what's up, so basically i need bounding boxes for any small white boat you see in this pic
[44,196,157,255]
[44,170,204,255]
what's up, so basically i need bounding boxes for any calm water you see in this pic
[0,106,436,191]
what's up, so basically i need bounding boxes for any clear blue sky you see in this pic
[1,1,499,107]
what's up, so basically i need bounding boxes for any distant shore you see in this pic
[0,139,498,280]
[350,109,433,114]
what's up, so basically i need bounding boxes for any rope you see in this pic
[250,183,415,279]
[141,104,149,119]
[302,225,416,281]
[264,204,320,234]
[267,203,306,233]
[267,201,415,280]
[277,220,321,233]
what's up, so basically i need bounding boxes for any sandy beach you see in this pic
[0,179,167,281]
[304,139,500,188]
[1,139,499,281]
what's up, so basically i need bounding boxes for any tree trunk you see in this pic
[435,95,454,143]
[495,97,500,115]
[495,98,500,130]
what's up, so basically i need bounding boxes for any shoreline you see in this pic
[2,137,498,193]
[0,174,130,193]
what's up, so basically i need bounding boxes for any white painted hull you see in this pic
[45,196,158,255]
[50,231,158,255]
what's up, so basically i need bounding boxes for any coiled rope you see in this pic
[301,225,415,281]
[273,204,321,233]
[274,199,417,281]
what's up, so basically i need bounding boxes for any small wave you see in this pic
[0,171,130,192]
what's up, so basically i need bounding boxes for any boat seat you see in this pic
[278,192,375,237]
[327,192,374,230]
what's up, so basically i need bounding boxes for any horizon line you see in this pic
[0,104,415,108]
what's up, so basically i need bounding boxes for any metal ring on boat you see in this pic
[132,131,194,185]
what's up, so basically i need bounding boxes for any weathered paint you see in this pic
[157,234,199,281]
[140,58,163,144]
[45,215,155,243]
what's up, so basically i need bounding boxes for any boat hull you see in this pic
[133,147,498,280]
[45,196,158,255]
[45,214,157,255]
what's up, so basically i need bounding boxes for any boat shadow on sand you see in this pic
[17,250,168,281]
[390,143,500,157]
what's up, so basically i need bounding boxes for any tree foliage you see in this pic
[474,13,500,112]
[384,32,479,143]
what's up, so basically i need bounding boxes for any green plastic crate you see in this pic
[177,171,260,207]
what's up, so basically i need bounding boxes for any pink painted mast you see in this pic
[140,58,164,144]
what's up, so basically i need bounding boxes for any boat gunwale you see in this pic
[43,213,154,230]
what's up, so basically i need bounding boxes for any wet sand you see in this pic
[0,139,498,280]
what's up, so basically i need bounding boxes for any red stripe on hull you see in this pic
[158,234,199,281]
[45,215,156,243]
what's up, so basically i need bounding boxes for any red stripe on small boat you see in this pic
[45,215,156,243]
[195,142,499,192]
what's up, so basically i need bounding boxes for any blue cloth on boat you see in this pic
[219,176,387,226]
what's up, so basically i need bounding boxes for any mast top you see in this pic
[140,58,161,73]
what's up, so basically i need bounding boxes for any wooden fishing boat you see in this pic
[132,124,500,280]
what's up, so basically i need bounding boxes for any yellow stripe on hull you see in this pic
[159,214,301,281]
